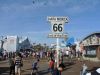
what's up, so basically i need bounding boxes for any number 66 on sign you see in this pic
[51,22,64,33]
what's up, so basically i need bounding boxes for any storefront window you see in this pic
[86,46,96,56]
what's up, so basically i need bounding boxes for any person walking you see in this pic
[31,59,39,75]
[50,52,53,60]
[14,53,23,75]
[8,57,15,75]
[49,58,55,75]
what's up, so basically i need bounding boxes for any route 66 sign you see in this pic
[47,16,68,33]
[47,16,68,38]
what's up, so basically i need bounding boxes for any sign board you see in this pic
[47,16,68,38]
[47,16,68,23]
[48,33,67,38]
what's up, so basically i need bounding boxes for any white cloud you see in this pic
[65,0,100,13]
[1,0,99,13]
[32,0,100,6]
[31,0,100,14]
[1,5,10,12]
[0,3,35,13]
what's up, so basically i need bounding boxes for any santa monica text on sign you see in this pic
[47,16,68,23]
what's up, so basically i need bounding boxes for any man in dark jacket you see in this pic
[8,57,15,75]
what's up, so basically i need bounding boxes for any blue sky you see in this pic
[0,0,100,45]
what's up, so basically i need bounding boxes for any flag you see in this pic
[66,37,74,46]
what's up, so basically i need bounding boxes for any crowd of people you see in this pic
[0,50,32,60]
[6,50,65,75]
[0,44,86,75]
[8,52,23,75]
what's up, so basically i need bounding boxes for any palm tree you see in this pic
[43,43,46,51]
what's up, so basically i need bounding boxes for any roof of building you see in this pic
[80,32,100,44]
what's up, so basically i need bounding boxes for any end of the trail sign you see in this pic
[48,33,67,38]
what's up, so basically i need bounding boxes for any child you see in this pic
[31,59,39,75]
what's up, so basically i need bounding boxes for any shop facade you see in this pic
[80,32,100,59]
